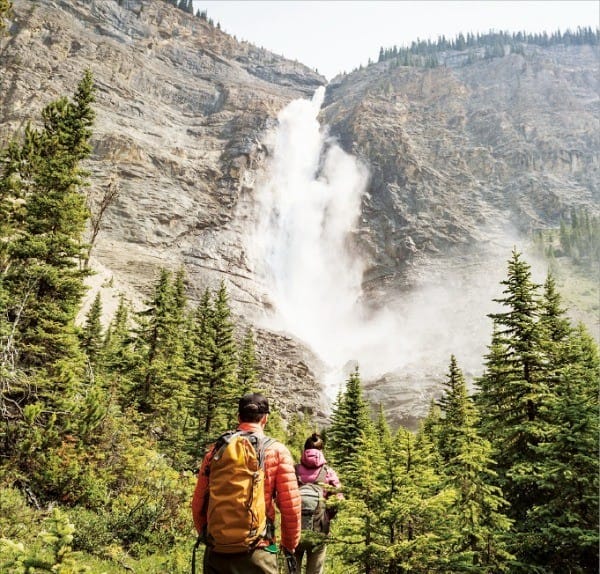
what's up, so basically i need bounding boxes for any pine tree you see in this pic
[437,354,469,463]
[396,420,454,572]
[328,367,373,475]
[186,287,215,454]
[102,294,132,373]
[237,327,258,393]
[130,269,190,461]
[526,324,599,570]
[185,282,239,453]
[0,72,96,460]
[473,252,599,571]
[209,282,239,432]
[1,71,95,377]
[475,250,547,518]
[438,356,513,572]
[80,292,103,369]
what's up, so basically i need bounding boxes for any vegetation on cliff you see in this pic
[376,27,599,69]
[0,68,598,574]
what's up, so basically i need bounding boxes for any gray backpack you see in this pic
[296,465,329,533]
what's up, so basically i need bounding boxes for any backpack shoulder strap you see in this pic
[204,431,239,476]
[295,463,305,485]
[236,431,274,469]
[315,465,328,484]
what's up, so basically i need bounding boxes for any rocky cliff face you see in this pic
[1,0,329,418]
[323,45,599,289]
[1,0,598,426]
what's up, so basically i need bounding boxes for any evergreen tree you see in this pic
[80,292,103,369]
[237,327,258,392]
[437,354,469,463]
[1,70,95,377]
[328,367,373,474]
[185,282,239,454]
[334,428,386,574]
[101,294,137,412]
[0,71,96,460]
[475,252,600,571]
[476,251,547,515]
[130,269,190,461]
[525,324,599,570]
[438,356,513,572]
[209,282,239,431]
[185,287,215,455]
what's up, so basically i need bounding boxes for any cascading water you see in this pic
[248,87,401,397]
[247,87,504,403]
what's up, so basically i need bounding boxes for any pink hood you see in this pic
[297,449,342,496]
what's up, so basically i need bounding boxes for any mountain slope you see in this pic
[1,0,598,425]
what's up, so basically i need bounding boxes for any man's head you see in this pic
[238,392,270,424]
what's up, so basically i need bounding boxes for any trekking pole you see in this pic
[284,548,297,574]
[191,535,202,574]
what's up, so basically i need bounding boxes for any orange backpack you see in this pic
[206,431,274,554]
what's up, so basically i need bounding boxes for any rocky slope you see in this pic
[0,0,329,418]
[1,0,598,426]
[323,44,599,291]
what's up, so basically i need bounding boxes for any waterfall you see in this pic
[248,87,391,397]
[247,88,501,402]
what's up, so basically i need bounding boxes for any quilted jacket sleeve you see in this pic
[264,441,301,551]
[191,447,214,534]
[325,465,344,500]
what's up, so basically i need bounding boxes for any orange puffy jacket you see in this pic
[191,422,301,552]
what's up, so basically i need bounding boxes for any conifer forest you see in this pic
[0,7,599,574]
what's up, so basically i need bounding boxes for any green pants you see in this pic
[295,541,326,574]
[203,546,278,574]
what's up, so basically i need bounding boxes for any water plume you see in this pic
[247,88,526,403]
[248,88,372,388]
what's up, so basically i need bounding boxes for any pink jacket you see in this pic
[296,449,342,499]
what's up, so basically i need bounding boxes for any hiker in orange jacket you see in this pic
[192,393,301,574]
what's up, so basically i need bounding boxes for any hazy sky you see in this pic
[192,1,599,79]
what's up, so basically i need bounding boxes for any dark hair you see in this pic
[238,392,270,423]
[304,432,324,451]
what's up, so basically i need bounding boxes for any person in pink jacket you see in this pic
[294,433,343,574]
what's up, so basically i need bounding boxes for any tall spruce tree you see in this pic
[437,354,470,463]
[80,292,103,369]
[328,367,373,475]
[526,323,599,570]
[130,268,190,460]
[186,287,216,454]
[438,356,512,572]
[185,282,239,452]
[0,71,95,458]
[474,252,599,571]
[1,70,95,376]
[237,327,258,393]
[210,282,239,432]
[475,251,547,520]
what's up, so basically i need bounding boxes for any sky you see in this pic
[192,1,599,79]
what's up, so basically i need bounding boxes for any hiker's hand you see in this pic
[283,548,297,574]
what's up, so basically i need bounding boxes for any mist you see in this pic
[247,89,547,403]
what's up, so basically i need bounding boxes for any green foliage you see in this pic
[79,292,104,368]
[376,27,599,70]
[0,0,11,32]
[1,69,597,574]
[328,367,374,476]
[0,508,88,573]
[476,250,599,571]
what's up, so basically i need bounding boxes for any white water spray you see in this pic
[247,88,505,401]
[249,88,398,395]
